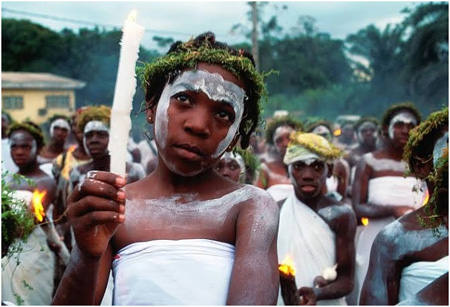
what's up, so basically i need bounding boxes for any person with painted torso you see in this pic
[360,107,448,305]
[255,116,303,203]
[2,121,61,305]
[277,132,356,305]
[52,32,280,305]
[351,103,427,302]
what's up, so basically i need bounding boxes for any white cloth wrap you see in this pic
[112,239,235,305]
[277,192,346,305]
[354,176,427,303]
[1,190,55,305]
[267,183,294,202]
[399,256,449,302]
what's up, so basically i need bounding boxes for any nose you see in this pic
[301,166,315,181]
[184,109,211,139]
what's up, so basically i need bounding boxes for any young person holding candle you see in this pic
[277,132,356,305]
[2,121,65,305]
[52,32,280,305]
[360,107,448,305]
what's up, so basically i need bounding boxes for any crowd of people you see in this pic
[1,32,447,306]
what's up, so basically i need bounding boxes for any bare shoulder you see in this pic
[318,198,356,230]
[238,185,279,223]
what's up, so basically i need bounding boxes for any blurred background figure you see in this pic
[2,111,18,173]
[360,107,448,305]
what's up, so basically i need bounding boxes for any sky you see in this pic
[1,0,429,51]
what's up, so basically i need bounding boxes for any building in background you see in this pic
[2,72,86,124]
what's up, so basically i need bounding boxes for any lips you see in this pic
[174,144,205,161]
[300,185,317,193]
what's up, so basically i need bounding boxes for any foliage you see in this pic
[1,170,36,258]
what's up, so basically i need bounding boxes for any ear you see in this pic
[326,163,334,178]
[226,134,240,152]
[145,102,156,124]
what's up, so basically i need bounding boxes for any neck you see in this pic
[386,140,404,160]
[92,153,111,171]
[49,141,65,152]
[297,193,322,211]
[153,156,217,194]
[18,161,40,176]
[360,142,376,153]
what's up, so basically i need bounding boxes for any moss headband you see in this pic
[284,132,341,165]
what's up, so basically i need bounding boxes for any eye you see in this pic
[174,93,192,106]
[312,162,325,172]
[215,110,234,123]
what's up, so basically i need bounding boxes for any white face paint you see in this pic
[221,151,246,181]
[388,112,418,139]
[433,131,448,167]
[357,121,378,142]
[155,69,245,160]
[50,118,71,137]
[83,121,109,156]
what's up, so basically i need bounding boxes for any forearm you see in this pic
[52,246,102,305]
[314,276,353,301]
[355,203,397,219]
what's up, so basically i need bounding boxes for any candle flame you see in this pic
[279,255,296,276]
[361,217,369,226]
[334,128,342,137]
[422,189,430,206]
[127,10,138,22]
[32,189,46,222]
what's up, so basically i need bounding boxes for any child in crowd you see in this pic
[53,32,280,305]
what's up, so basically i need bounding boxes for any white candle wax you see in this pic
[109,11,144,177]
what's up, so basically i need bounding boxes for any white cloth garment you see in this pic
[277,192,346,305]
[112,239,235,305]
[2,138,18,173]
[267,184,294,203]
[1,190,55,305]
[354,176,427,303]
[399,256,449,302]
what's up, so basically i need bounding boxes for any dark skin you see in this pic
[346,122,378,169]
[39,122,70,161]
[360,126,448,305]
[215,157,242,182]
[9,130,56,210]
[52,63,280,305]
[70,129,142,188]
[352,111,419,219]
[255,125,294,188]
[289,160,356,304]
[331,158,350,200]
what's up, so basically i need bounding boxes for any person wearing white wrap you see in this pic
[360,107,448,305]
[1,121,66,305]
[52,33,280,305]
[278,132,356,305]
[351,103,425,303]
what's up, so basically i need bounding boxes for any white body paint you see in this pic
[50,118,71,137]
[388,112,418,140]
[364,152,407,173]
[83,121,109,157]
[154,70,245,176]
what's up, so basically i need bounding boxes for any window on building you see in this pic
[2,96,24,110]
[46,95,70,109]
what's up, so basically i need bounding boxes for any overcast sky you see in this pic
[2,1,428,50]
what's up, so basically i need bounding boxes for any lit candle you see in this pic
[279,256,301,305]
[109,10,145,177]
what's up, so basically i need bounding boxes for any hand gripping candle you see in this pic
[109,10,144,177]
